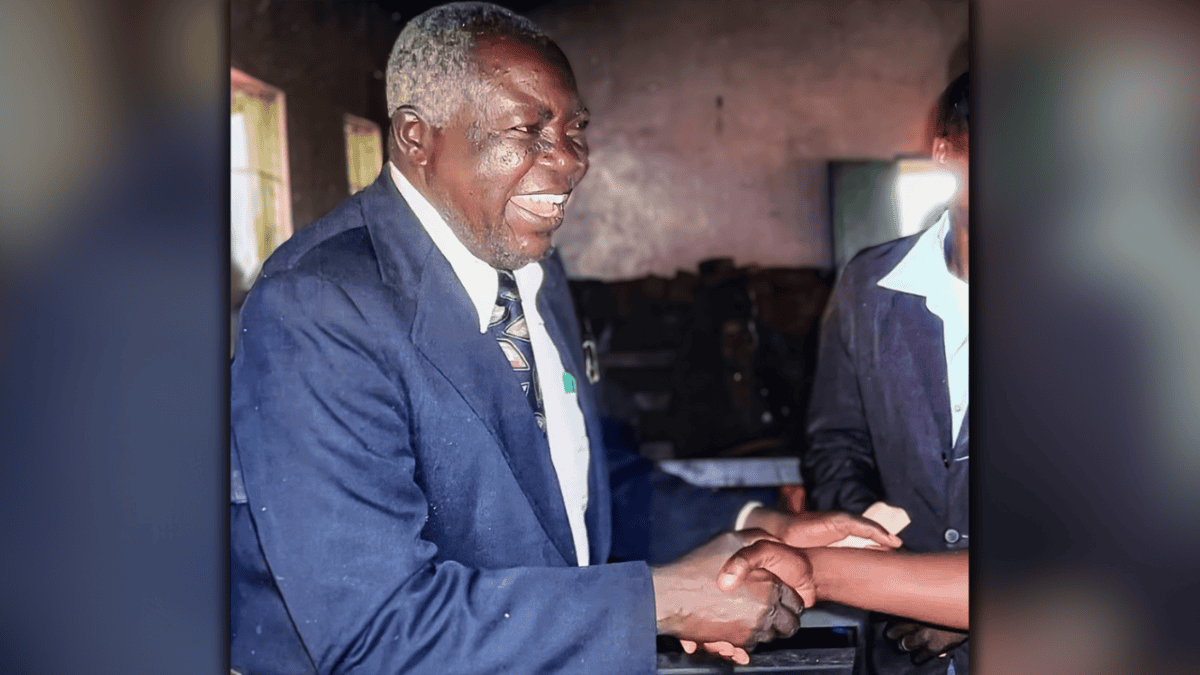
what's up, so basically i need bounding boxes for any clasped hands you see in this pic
[652,508,901,665]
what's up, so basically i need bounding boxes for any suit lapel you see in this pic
[356,170,578,566]
[536,268,586,400]
[536,260,611,565]
[878,292,953,510]
[409,245,578,568]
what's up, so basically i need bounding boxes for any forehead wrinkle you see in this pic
[479,81,558,124]
[463,75,527,129]
[468,61,536,111]
[473,43,580,113]
[506,81,584,123]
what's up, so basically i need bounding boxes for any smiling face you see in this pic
[422,35,589,269]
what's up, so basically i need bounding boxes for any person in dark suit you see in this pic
[230,4,897,673]
[802,72,971,675]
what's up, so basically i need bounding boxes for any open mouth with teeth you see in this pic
[508,192,569,222]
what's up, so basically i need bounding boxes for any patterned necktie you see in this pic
[490,270,546,434]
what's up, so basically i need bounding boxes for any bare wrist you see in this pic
[650,566,682,635]
[806,547,835,603]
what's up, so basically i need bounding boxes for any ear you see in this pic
[932,137,950,165]
[391,107,436,167]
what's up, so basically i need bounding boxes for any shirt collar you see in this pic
[877,210,966,324]
[389,162,540,333]
[878,209,954,296]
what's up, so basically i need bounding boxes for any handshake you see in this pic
[651,508,903,664]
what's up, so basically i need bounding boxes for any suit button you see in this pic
[944,528,961,544]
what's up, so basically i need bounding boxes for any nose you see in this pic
[539,128,588,182]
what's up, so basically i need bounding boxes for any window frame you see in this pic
[343,112,384,195]
[230,67,294,289]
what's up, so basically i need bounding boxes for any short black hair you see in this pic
[936,71,969,139]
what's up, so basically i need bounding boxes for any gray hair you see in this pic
[385,2,549,126]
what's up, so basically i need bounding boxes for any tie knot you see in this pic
[497,269,520,302]
[490,270,522,328]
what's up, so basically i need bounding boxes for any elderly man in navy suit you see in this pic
[802,72,971,675]
[230,4,897,674]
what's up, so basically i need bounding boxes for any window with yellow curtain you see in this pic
[231,68,293,295]
[344,114,383,195]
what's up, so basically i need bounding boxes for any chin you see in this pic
[519,233,556,262]
[524,243,556,266]
[490,241,553,271]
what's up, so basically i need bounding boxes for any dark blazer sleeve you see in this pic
[604,436,777,565]
[802,262,885,514]
[232,272,658,675]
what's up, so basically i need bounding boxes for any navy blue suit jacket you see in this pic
[803,232,969,675]
[230,171,763,674]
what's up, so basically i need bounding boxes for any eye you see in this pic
[510,123,538,134]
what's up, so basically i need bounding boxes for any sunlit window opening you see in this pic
[894,159,957,237]
[231,68,293,292]
[344,114,383,195]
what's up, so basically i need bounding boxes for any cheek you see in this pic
[485,147,538,210]
[475,139,532,180]
[499,146,530,174]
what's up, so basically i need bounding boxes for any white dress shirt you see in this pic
[878,210,969,445]
[389,163,593,566]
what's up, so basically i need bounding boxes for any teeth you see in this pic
[510,193,569,219]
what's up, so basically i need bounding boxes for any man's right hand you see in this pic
[652,531,803,649]
[716,539,817,607]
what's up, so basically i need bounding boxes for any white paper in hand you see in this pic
[829,501,911,548]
